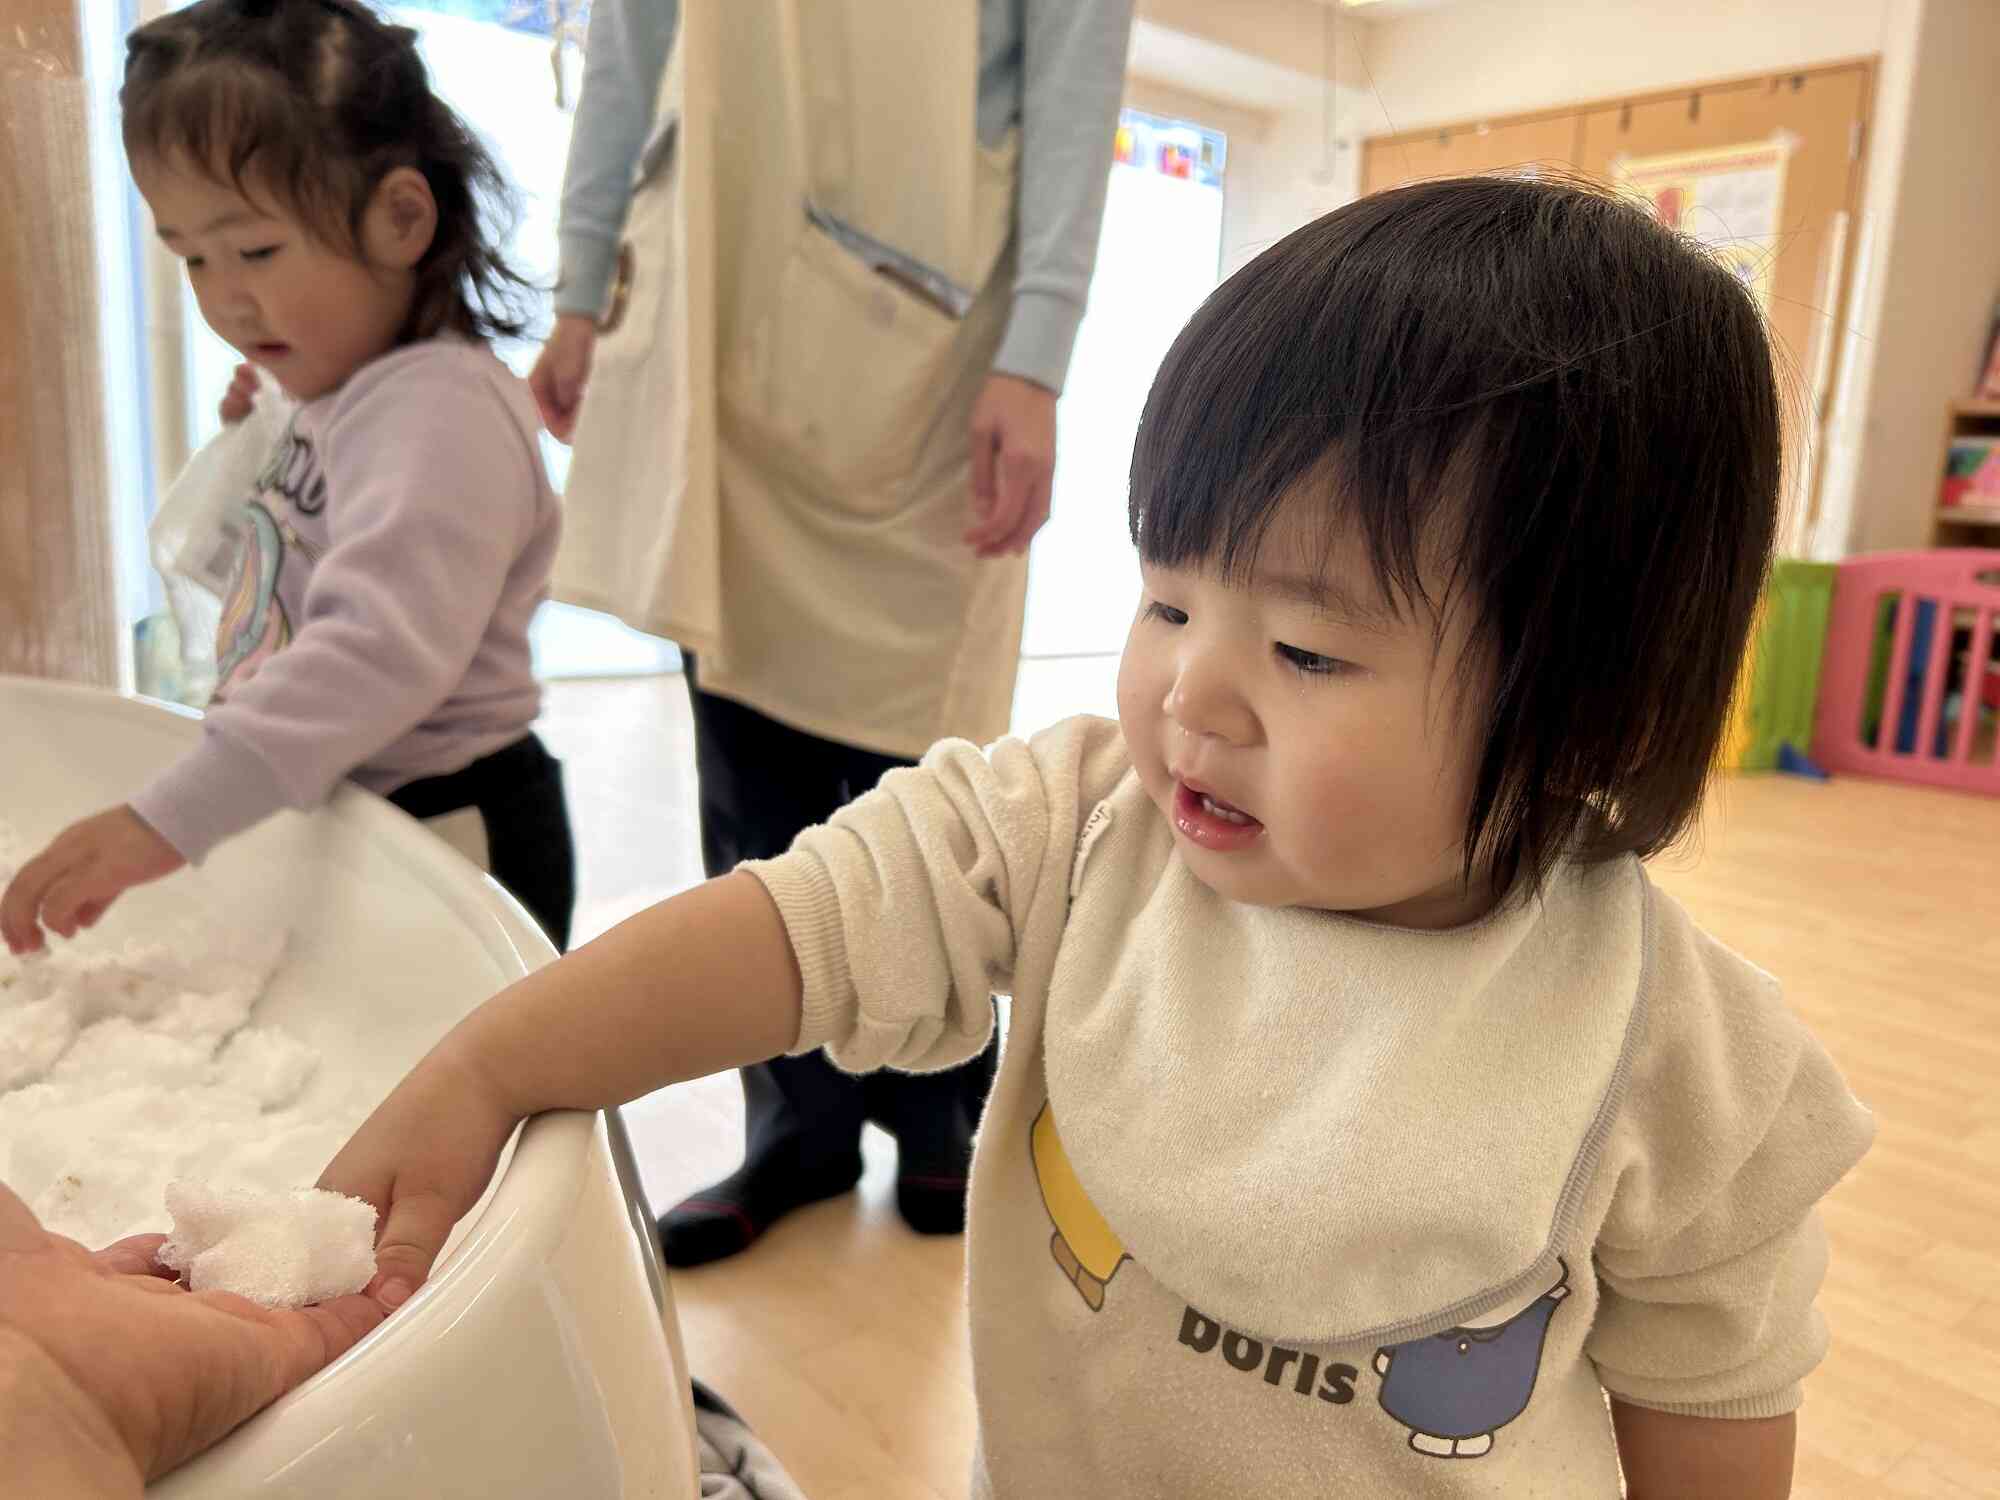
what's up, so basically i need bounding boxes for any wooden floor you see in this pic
[539,672,2000,1500]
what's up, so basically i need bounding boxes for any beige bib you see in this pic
[1042,775,1648,1346]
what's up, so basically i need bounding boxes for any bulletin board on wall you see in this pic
[1359,61,1875,537]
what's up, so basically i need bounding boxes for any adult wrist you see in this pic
[555,231,620,320]
[993,289,1083,395]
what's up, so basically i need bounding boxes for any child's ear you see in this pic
[363,166,438,270]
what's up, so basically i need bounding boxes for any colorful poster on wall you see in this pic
[1613,139,1793,314]
[1113,109,1227,189]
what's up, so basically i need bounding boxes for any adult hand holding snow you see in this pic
[0,1179,385,1493]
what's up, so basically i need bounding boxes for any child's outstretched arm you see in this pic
[319,871,802,1304]
[326,718,1129,1305]
[1610,1403,1795,1498]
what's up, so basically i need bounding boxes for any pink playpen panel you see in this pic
[1813,550,2000,794]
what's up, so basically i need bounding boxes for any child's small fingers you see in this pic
[368,1190,459,1307]
[529,378,569,438]
[222,366,257,412]
[38,869,113,940]
[0,853,62,951]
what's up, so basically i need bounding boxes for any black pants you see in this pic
[389,732,576,952]
[685,660,998,1174]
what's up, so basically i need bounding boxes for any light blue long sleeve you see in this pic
[553,0,1134,394]
[553,0,680,329]
[991,0,1134,391]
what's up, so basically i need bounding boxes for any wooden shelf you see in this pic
[1935,399,2000,546]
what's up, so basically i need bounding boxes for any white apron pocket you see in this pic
[725,217,965,515]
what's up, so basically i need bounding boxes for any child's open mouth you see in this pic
[1173,781,1264,851]
[252,342,290,359]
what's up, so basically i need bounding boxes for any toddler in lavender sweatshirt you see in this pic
[2,0,573,955]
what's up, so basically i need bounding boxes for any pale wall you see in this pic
[1835,0,2000,552]
[1351,0,1894,136]
[1135,0,1373,90]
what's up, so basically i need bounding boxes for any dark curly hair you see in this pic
[121,0,533,344]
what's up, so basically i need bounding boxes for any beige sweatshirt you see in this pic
[747,717,1875,1497]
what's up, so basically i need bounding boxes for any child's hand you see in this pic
[0,807,186,956]
[217,362,259,425]
[316,1041,521,1309]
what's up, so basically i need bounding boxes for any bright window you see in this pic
[1012,109,1226,728]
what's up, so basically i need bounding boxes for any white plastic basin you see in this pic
[0,677,699,1498]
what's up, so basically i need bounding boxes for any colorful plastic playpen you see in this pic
[1728,550,2000,794]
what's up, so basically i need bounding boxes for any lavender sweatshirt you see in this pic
[132,339,561,864]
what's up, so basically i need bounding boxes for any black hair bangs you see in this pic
[123,54,352,245]
[1124,197,1464,611]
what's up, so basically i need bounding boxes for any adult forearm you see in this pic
[556,0,681,317]
[452,871,804,1118]
[999,0,1136,391]
[0,1329,143,1500]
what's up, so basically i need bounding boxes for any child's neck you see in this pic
[1335,867,1507,932]
[289,328,422,405]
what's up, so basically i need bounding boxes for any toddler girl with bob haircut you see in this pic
[326,176,1871,1498]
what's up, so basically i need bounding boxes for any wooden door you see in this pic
[1575,66,1871,423]
[1358,63,1872,533]
[1361,114,1582,197]
[0,0,117,685]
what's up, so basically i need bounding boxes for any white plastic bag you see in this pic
[147,384,295,706]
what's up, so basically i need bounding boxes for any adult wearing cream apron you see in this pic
[535,0,1133,1265]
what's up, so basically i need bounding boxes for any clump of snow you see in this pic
[0,822,374,1302]
[159,1181,377,1308]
